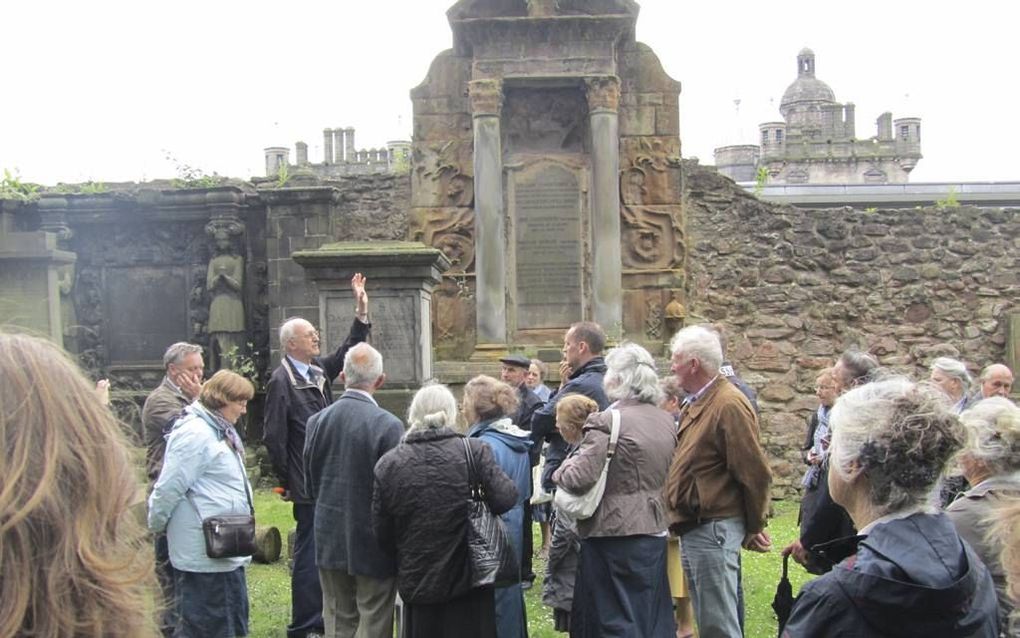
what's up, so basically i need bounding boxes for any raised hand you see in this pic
[351,272,369,320]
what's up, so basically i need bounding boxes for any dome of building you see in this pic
[780,48,835,111]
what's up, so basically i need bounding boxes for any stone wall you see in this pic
[683,162,1020,496]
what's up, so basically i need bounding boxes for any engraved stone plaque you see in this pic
[107,267,189,362]
[513,164,583,330]
[324,294,419,385]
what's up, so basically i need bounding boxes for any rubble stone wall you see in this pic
[684,163,1020,495]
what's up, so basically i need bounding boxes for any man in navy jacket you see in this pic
[263,273,370,638]
[304,343,404,638]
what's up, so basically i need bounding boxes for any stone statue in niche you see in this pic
[205,219,245,370]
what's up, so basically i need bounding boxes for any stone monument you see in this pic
[292,241,450,414]
[411,0,683,360]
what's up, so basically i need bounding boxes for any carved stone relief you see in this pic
[503,87,588,154]
[619,136,682,206]
[412,140,475,208]
[621,205,684,270]
[410,207,475,273]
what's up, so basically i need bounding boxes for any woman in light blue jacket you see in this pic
[149,370,255,638]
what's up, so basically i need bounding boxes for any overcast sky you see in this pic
[3,1,1016,185]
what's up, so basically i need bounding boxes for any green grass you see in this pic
[247,493,810,638]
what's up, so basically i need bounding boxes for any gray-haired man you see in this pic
[142,341,204,637]
[304,343,403,638]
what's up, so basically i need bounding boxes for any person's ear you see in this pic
[339,371,347,384]
[374,373,387,391]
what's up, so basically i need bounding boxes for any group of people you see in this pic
[2,268,1019,638]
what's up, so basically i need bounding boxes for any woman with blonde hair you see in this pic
[148,369,255,638]
[0,331,159,638]
[541,393,600,633]
[463,375,532,638]
[373,383,517,637]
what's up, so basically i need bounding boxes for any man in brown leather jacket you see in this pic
[664,325,772,638]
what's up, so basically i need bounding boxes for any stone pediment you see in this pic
[447,0,638,21]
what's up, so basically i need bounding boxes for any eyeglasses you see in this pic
[815,385,835,391]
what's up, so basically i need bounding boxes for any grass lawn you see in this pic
[248,493,811,638]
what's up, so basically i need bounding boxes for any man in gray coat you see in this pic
[303,343,404,638]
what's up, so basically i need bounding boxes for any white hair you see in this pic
[342,342,384,388]
[604,342,663,405]
[279,317,310,347]
[406,383,458,435]
[829,376,963,514]
[958,397,1020,477]
[669,325,722,375]
[931,356,972,387]
[162,342,202,369]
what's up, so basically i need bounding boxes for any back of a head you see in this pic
[838,349,880,388]
[0,331,157,637]
[830,376,963,515]
[555,393,600,430]
[604,341,663,405]
[200,369,255,410]
[343,342,384,389]
[464,375,519,422]
[407,383,458,432]
[570,321,606,355]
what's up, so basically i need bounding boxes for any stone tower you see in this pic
[715,48,922,185]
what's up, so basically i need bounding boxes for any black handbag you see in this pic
[462,438,519,588]
[188,449,257,559]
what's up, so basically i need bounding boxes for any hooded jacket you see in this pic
[783,512,999,638]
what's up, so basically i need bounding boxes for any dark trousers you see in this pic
[155,533,177,637]
[290,503,324,637]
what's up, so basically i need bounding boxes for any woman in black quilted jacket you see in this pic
[372,383,518,638]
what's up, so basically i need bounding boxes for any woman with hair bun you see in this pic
[0,331,159,638]
[463,375,533,638]
[783,377,999,637]
[373,383,518,638]
[946,397,1020,631]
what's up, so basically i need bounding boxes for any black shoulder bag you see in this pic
[187,445,257,559]
[462,438,519,588]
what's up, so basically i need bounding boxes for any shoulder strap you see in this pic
[606,409,621,460]
[190,409,255,516]
[462,437,480,499]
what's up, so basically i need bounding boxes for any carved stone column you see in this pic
[586,76,623,336]
[469,78,507,349]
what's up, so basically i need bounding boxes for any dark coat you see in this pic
[372,426,518,604]
[262,318,369,503]
[530,357,609,491]
[141,376,190,481]
[513,383,544,465]
[799,460,856,573]
[303,390,403,577]
[783,512,1000,638]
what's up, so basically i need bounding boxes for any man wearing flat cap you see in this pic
[500,353,545,588]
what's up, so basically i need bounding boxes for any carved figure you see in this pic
[205,220,245,369]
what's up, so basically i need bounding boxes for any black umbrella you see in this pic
[772,552,794,637]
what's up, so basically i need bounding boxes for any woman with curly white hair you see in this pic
[553,342,677,637]
[783,377,999,637]
[946,397,1020,632]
